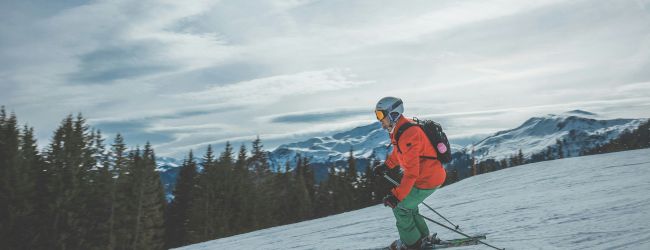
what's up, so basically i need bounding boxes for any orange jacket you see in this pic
[385,116,447,200]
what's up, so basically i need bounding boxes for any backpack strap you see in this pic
[394,122,416,154]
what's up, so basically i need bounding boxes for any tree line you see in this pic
[164,144,399,248]
[581,120,650,155]
[0,107,398,249]
[0,108,166,250]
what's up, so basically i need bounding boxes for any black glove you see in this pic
[382,194,399,208]
[373,163,388,177]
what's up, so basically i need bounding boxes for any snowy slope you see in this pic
[176,148,650,250]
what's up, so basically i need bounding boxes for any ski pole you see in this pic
[383,174,461,230]
[407,209,505,250]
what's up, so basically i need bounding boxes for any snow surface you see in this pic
[176,148,650,250]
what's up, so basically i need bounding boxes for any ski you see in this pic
[427,234,487,249]
[367,234,487,250]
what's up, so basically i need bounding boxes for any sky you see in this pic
[1,0,650,158]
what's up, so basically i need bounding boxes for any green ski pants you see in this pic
[392,187,437,246]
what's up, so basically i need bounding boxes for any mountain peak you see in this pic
[563,109,597,117]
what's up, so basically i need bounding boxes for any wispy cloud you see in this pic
[172,69,373,106]
[69,44,176,83]
[264,108,369,124]
[92,119,176,146]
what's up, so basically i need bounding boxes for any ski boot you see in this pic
[420,233,441,248]
[389,239,426,250]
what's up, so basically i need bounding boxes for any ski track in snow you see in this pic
[176,148,650,250]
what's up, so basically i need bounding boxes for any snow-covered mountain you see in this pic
[267,110,645,169]
[268,123,390,171]
[176,148,650,249]
[470,110,645,161]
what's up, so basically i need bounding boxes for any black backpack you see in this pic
[394,118,452,163]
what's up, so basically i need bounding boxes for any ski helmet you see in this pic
[375,96,404,124]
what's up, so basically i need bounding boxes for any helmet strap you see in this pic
[389,112,401,124]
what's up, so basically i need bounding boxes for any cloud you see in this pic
[266,108,369,124]
[92,119,175,145]
[172,69,373,107]
[155,61,272,88]
[69,44,176,83]
[88,104,243,146]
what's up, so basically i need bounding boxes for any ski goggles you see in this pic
[375,100,403,121]
[375,110,387,121]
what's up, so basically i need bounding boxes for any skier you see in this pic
[373,97,447,250]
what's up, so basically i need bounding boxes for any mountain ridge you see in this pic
[157,110,647,198]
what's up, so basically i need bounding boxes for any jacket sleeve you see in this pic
[391,127,423,200]
[385,145,399,169]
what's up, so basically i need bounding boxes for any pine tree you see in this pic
[250,136,269,176]
[327,164,354,213]
[229,144,254,234]
[357,157,375,207]
[346,148,359,208]
[273,170,292,224]
[313,166,335,217]
[0,107,11,246]
[15,125,41,249]
[131,143,166,250]
[109,133,129,249]
[188,145,216,242]
[114,135,139,250]
[165,151,198,248]
[367,156,383,204]
[470,155,477,176]
[292,167,313,221]
[82,130,114,249]
[217,142,235,235]
[248,137,276,229]
[546,146,553,160]
[42,114,95,249]
[280,156,313,223]
[346,148,358,184]
[201,142,235,238]
[295,155,316,206]
[0,110,40,248]
[499,159,509,169]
